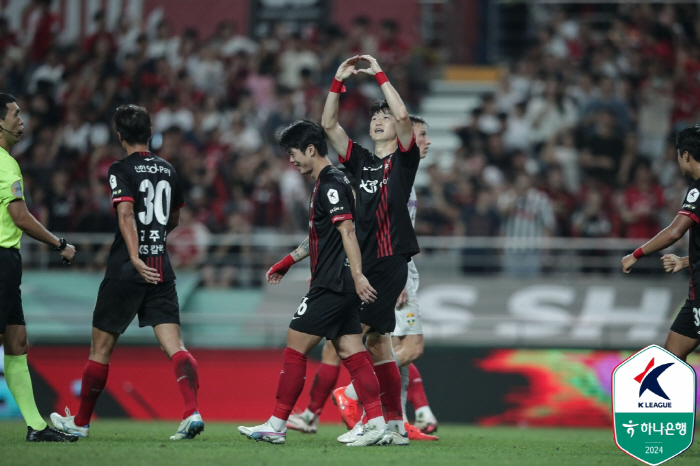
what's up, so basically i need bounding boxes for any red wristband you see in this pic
[270,254,296,276]
[330,78,346,93]
[633,248,644,259]
[375,71,389,86]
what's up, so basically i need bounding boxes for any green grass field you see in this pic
[1,420,699,466]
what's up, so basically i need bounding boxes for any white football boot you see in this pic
[389,430,410,446]
[50,407,90,438]
[337,422,365,444]
[238,421,286,444]
[346,424,393,447]
[286,410,318,433]
[170,412,205,440]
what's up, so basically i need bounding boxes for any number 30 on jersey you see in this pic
[138,179,171,225]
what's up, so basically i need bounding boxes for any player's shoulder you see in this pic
[321,165,351,188]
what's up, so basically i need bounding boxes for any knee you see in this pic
[5,340,28,356]
[89,341,114,362]
[409,346,424,362]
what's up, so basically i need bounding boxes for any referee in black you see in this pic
[0,93,77,442]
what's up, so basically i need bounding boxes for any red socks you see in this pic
[307,363,340,415]
[374,360,403,421]
[172,351,200,419]
[342,351,383,421]
[272,347,308,421]
[75,360,109,427]
[407,363,429,409]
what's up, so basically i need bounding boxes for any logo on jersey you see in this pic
[109,175,117,189]
[327,189,339,204]
[406,312,416,326]
[135,165,171,175]
[687,188,699,203]
[360,179,379,193]
[10,180,22,198]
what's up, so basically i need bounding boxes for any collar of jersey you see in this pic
[131,151,152,157]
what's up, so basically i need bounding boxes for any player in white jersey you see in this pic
[389,116,439,436]
[287,116,438,441]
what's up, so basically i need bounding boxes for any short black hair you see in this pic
[0,93,17,120]
[409,115,428,127]
[278,119,328,156]
[370,100,391,118]
[114,105,151,145]
[677,125,700,161]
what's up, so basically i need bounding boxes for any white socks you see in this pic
[269,416,287,432]
[388,419,406,434]
[344,383,358,401]
[415,406,435,421]
[366,416,386,431]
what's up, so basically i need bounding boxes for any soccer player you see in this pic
[622,125,700,362]
[237,119,391,446]
[50,105,203,440]
[282,55,419,444]
[286,116,438,440]
[0,93,78,442]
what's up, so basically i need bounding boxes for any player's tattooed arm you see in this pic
[291,236,310,262]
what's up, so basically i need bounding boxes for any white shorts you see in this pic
[392,276,423,337]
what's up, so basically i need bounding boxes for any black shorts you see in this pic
[93,279,179,334]
[670,299,700,339]
[289,287,362,340]
[0,248,25,333]
[360,255,409,334]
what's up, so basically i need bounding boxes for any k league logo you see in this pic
[635,358,673,405]
[612,345,695,465]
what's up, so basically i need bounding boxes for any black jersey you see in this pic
[309,165,356,293]
[680,178,700,299]
[105,151,184,283]
[339,135,420,263]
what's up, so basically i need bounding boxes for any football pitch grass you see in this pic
[2,420,700,466]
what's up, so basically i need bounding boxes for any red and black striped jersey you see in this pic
[105,151,184,283]
[309,165,356,293]
[679,178,700,300]
[339,135,420,264]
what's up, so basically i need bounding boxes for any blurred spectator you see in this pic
[167,206,211,268]
[498,172,555,276]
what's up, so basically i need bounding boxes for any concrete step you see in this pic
[421,95,482,114]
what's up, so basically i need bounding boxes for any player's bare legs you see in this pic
[664,330,700,361]
[392,334,424,366]
[153,323,187,357]
[2,324,29,356]
[88,327,119,364]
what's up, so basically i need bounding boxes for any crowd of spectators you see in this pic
[1,2,698,279]
[0,2,436,282]
[416,3,696,254]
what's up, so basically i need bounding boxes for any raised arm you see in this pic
[335,220,376,303]
[266,236,310,284]
[321,56,360,155]
[621,214,693,273]
[356,55,413,149]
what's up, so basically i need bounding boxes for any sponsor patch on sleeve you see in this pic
[11,180,23,198]
[327,188,339,204]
